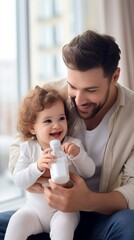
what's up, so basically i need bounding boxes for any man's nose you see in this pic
[75,91,87,106]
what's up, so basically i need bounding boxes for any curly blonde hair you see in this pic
[17,86,69,140]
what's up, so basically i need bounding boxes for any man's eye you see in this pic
[87,89,97,93]
[44,119,52,124]
[59,116,66,121]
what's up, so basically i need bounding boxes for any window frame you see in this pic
[0,0,30,212]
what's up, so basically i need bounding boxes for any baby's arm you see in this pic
[63,140,95,178]
[13,143,55,189]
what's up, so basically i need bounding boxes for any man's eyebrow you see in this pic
[67,81,99,90]
[67,81,75,87]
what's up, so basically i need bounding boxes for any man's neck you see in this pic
[85,114,105,130]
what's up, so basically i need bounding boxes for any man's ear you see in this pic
[112,67,120,83]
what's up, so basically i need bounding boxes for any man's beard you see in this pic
[71,84,110,120]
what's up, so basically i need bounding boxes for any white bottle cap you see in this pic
[50,139,61,150]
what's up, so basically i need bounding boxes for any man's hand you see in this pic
[44,172,128,214]
[44,172,91,212]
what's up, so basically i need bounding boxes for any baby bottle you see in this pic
[50,139,70,184]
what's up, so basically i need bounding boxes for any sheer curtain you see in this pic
[102,0,134,90]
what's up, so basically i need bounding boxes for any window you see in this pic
[0,0,25,211]
[28,0,78,88]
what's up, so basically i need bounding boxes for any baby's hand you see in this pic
[37,148,56,172]
[62,142,80,158]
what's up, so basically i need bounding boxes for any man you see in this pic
[1,30,134,240]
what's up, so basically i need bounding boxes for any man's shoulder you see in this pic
[117,84,134,129]
[120,84,134,99]
[43,78,68,99]
[117,83,134,109]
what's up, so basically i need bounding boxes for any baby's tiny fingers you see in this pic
[43,148,51,154]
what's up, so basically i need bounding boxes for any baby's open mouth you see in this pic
[50,131,62,138]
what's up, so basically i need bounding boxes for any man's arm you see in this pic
[9,132,24,173]
[44,172,128,215]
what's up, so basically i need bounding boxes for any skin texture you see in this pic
[29,67,128,214]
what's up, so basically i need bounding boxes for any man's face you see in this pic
[67,67,113,120]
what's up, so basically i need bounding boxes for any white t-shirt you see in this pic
[77,105,115,191]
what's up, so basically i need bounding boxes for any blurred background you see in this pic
[0,0,134,211]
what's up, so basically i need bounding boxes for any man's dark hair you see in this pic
[62,30,121,78]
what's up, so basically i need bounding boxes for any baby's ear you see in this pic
[29,124,36,135]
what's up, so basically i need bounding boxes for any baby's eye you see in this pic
[44,119,52,124]
[59,116,66,121]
